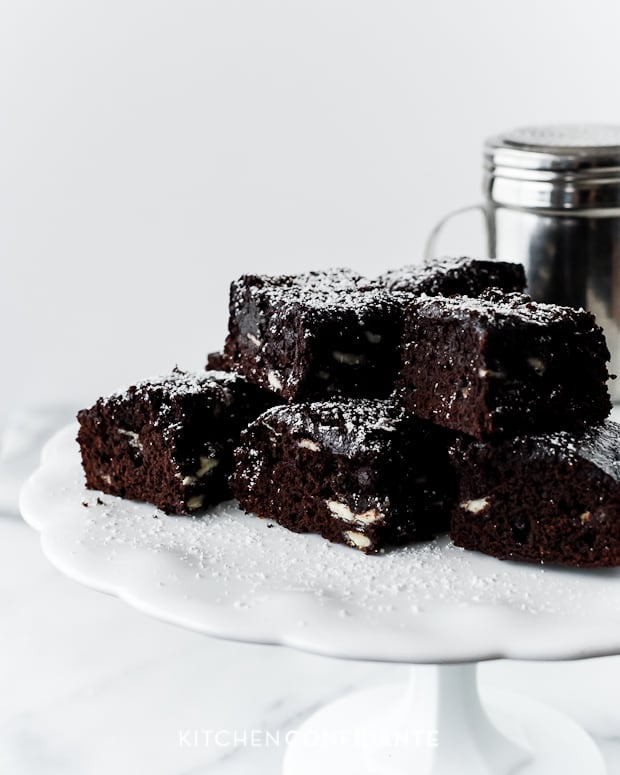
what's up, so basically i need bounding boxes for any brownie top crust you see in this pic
[573,421,620,480]
[105,368,241,406]
[231,269,397,316]
[410,289,603,330]
[453,420,620,481]
[90,368,252,441]
[481,420,620,482]
[254,399,409,457]
[378,256,526,295]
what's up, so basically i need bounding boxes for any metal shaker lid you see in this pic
[484,124,620,211]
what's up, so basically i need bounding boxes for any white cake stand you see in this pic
[20,425,620,774]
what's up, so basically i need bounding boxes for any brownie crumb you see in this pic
[77,368,278,515]
[399,290,611,439]
[233,399,457,553]
[223,269,405,401]
[450,420,620,567]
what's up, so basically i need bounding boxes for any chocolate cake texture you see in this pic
[399,289,611,439]
[77,369,277,515]
[378,256,526,297]
[222,269,405,401]
[205,351,228,371]
[221,261,528,403]
[233,399,456,553]
[224,269,402,401]
[450,420,620,567]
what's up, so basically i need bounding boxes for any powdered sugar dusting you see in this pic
[505,419,620,483]
[377,256,525,296]
[22,425,620,663]
[107,368,242,405]
[79,494,589,618]
[231,269,400,320]
[411,289,594,328]
[254,399,407,457]
[89,370,249,441]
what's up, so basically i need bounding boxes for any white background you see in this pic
[2,0,620,419]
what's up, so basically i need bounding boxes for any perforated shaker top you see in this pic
[484,124,620,209]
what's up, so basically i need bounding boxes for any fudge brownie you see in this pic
[222,269,405,401]
[378,256,526,297]
[233,399,456,553]
[206,351,228,371]
[77,369,277,515]
[450,420,620,567]
[399,290,611,439]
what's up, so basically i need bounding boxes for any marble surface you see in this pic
[3,408,620,774]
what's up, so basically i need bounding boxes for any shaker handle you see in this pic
[424,204,488,260]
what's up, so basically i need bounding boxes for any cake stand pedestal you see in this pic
[283,663,604,774]
[20,426,619,775]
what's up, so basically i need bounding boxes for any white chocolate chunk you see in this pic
[197,456,219,477]
[364,330,382,344]
[179,456,219,485]
[101,474,111,485]
[187,495,205,511]
[326,499,384,524]
[247,333,261,347]
[478,368,505,379]
[118,428,143,451]
[298,438,320,452]
[461,497,490,514]
[579,511,592,523]
[343,530,372,550]
[268,371,283,391]
[528,356,546,375]
[332,351,367,365]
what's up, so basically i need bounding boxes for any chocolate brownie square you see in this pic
[450,421,620,567]
[77,369,277,515]
[222,269,404,401]
[399,290,610,439]
[233,399,456,553]
[378,256,526,297]
[205,351,228,371]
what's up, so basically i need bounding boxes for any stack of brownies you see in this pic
[77,256,620,567]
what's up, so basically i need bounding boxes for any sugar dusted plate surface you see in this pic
[20,424,620,663]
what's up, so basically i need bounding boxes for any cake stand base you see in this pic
[283,664,605,775]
